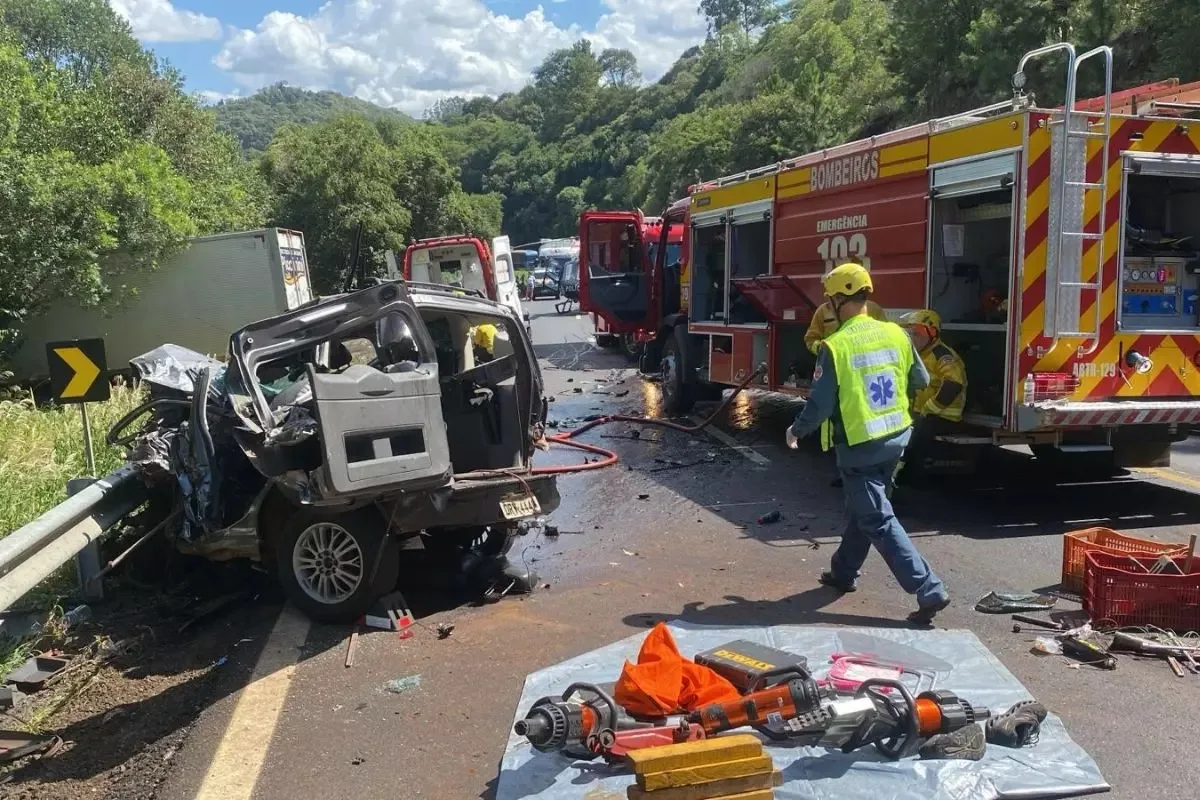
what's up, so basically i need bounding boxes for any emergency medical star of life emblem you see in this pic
[866,373,895,410]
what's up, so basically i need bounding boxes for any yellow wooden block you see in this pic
[627,769,781,800]
[702,790,775,800]
[637,756,774,792]
[626,735,763,775]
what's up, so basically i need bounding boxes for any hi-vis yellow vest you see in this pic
[819,315,914,450]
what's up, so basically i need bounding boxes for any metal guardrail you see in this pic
[0,465,147,613]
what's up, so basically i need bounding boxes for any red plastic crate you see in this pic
[1061,527,1186,594]
[1083,551,1200,632]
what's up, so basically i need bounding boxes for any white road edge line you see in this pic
[193,606,311,800]
[689,416,772,466]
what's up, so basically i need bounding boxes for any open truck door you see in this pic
[490,235,530,330]
[402,237,495,300]
[579,210,654,333]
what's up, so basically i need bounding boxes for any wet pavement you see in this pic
[18,298,1200,799]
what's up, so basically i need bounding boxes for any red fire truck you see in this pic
[582,214,684,363]
[580,42,1200,472]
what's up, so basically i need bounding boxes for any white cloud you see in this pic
[212,0,707,116]
[109,0,223,42]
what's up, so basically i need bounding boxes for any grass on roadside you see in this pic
[0,383,146,536]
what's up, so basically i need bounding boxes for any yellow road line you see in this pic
[194,606,311,800]
[1137,467,1200,493]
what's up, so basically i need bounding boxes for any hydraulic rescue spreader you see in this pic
[512,666,989,763]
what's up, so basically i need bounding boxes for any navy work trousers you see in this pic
[830,456,947,608]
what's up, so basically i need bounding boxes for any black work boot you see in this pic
[919,722,986,761]
[907,597,951,626]
[819,571,857,593]
[986,700,1048,747]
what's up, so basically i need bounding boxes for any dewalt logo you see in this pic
[711,649,775,671]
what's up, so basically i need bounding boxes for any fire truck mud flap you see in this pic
[496,623,1108,800]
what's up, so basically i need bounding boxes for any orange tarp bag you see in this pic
[613,622,740,718]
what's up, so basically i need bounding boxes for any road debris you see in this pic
[383,675,423,695]
[436,623,455,640]
[5,654,69,692]
[0,731,63,764]
[1011,614,1063,631]
[344,626,360,668]
[975,592,1057,614]
[757,510,782,525]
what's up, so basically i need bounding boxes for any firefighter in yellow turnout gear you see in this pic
[893,309,967,488]
[805,298,888,355]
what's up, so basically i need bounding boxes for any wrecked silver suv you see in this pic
[113,281,558,622]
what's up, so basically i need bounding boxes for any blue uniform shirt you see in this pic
[789,337,930,468]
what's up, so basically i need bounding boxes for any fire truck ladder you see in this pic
[1020,43,1114,356]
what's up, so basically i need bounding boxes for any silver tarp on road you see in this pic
[497,623,1109,800]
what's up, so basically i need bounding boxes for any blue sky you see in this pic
[110,0,708,115]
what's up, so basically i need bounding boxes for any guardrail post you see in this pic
[68,477,105,601]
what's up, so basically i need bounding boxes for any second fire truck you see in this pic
[581,41,1200,472]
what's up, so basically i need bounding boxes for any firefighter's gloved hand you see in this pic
[785,428,799,450]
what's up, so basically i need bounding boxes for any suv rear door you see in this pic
[227,281,452,499]
[579,210,653,333]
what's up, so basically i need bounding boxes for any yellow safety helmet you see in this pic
[471,323,498,353]
[899,309,941,340]
[822,262,873,298]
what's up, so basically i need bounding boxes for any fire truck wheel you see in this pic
[661,326,695,414]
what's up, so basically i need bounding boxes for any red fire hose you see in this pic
[530,366,767,475]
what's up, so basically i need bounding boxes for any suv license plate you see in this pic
[500,495,541,520]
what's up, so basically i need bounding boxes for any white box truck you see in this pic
[13,228,313,381]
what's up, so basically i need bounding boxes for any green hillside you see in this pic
[213,83,412,154]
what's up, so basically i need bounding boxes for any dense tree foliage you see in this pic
[0,0,265,362]
[260,116,502,292]
[7,0,1200,369]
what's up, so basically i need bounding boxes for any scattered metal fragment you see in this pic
[383,675,423,694]
[4,655,70,692]
[436,623,455,640]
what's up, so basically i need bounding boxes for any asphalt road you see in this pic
[34,299,1200,799]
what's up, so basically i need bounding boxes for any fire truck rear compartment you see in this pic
[1119,165,1200,332]
[928,186,1014,420]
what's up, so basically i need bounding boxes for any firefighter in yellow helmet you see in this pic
[894,309,967,489]
[804,293,888,354]
[785,263,949,625]
[470,322,498,363]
